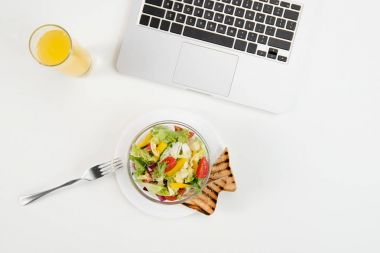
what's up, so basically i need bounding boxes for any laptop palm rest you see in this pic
[173,43,238,97]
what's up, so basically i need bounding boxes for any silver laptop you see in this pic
[117,0,318,113]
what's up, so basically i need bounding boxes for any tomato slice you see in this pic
[178,188,186,196]
[163,156,177,173]
[174,126,183,132]
[196,157,209,178]
[165,195,177,201]
[145,144,152,152]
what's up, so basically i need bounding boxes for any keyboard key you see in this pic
[277,55,287,62]
[269,0,279,5]
[222,0,232,3]
[255,13,265,22]
[265,26,276,36]
[204,0,215,9]
[276,28,294,40]
[255,23,265,33]
[170,23,183,34]
[234,40,247,51]
[214,13,225,22]
[204,10,214,19]
[140,14,150,25]
[235,7,245,17]
[232,0,242,6]
[267,48,278,59]
[184,5,194,14]
[237,29,247,39]
[173,2,184,12]
[245,20,255,30]
[259,0,268,2]
[252,1,263,11]
[291,4,301,10]
[183,26,234,47]
[176,14,186,23]
[227,26,237,36]
[265,15,275,25]
[234,18,244,28]
[146,0,163,7]
[194,0,204,7]
[224,5,235,14]
[273,7,283,16]
[284,9,299,20]
[143,5,165,18]
[166,11,175,20]
[150,17,160,28]
[194,8,204,17]
[215,2,225,12]
[206,21,217,31]
[286,20,296,31]
[280,1,290,8]
[184,0,193,3]
[247,32,258,42]
[245,10,255,20]
[275,18,286,28]
[268,37,290,50]
[186,16,196,26]
[217,24,227,34]
[258,34,268,44]
[160,20,171,30]
[257,50,266,56]
[247,43,257,54]
[263,4,273,14]
[196,18,207,28]
[242,0,253,9]
[163,0,173,9]
[224,15,235,25]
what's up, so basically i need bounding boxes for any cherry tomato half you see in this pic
[196,157,209,178]
[163,156,177,173]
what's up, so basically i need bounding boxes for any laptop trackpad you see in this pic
[173,43,238,97]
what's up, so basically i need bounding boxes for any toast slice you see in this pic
[183,148,236,215]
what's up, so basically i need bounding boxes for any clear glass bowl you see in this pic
[127,120,211,205]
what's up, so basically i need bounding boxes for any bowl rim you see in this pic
[126,120,211,205]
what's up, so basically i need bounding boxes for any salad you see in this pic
[129,124,209,202]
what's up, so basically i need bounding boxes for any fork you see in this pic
[19,158,123,206]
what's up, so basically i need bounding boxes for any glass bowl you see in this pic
[127,120,211,205]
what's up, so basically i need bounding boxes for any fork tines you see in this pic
[99,158,123,174]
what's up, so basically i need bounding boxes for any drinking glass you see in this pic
[29,24,91,76]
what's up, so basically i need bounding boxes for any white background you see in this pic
[1,0,380,252]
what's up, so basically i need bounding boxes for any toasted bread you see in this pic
[183,148,236,215]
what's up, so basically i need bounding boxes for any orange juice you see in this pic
[37,30,71,66]
[30,25,91,76]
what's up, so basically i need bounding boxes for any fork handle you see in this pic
[19,178,83,206]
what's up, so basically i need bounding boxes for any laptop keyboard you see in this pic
[139,0,302,63]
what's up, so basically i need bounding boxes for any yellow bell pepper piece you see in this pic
[169,182,189,189]
[166,158,187,177]
[137,132,152,148]
[157,142,168,154]
[153,142,168,162]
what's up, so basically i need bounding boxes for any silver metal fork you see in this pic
[19,158,123,206]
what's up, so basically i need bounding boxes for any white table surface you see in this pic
[1,0,379,252]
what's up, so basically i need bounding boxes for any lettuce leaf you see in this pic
[129,155,147,177]
[153,161,167,180]
[190,178,202,193]
[130,144,155,164]
[151,126,189,144]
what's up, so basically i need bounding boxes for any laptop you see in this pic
[117,0,318,113]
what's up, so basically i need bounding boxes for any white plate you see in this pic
[114,108,225,218]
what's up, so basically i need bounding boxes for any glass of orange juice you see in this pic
[29,24,91,76]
